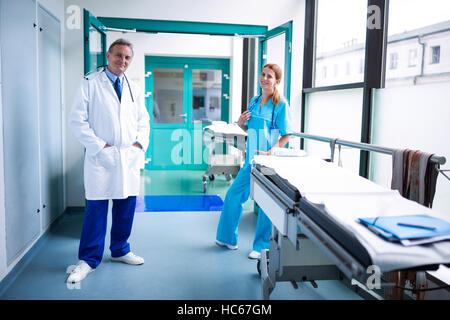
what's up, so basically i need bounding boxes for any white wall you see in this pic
[371,81,450,216]
[64,0,305,206]
[106,31,239,122]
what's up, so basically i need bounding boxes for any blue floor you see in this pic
[0,171,362,300]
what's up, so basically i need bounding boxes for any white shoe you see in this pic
[248,250,261,259]
[66,260,94,283]
[215,239,238,250]
[111,252,144,265]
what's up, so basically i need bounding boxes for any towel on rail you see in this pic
[391,149,439,208]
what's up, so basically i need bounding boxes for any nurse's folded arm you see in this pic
[237,110,251,131]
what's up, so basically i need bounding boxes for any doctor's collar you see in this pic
[104,66,124,83]
[83,65,135,103]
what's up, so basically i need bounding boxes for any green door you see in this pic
[145,56,230,170]
[83,9,107,74]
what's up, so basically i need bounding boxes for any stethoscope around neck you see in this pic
[248,94,276,131]
[84,65,134,102]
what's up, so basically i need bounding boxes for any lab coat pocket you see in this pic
[96,146,119,170]
[128,146,145,170]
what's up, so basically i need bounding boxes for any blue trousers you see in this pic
[216,163,272,252]
[78,196,136,269]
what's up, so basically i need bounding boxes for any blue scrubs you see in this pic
[216,95,293,252]
[79,196,137,269]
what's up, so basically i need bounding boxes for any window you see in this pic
[314,0,367,87]
[431,45,440,64]
[408,49,418,67]
[385,0,450,87]
[389,53,398,70]
[322,66,327,79]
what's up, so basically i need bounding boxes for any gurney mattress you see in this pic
[252,155,450,272]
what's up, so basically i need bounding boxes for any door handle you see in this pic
[178,113,187,123]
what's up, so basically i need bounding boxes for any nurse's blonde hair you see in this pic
[263,63,282,106]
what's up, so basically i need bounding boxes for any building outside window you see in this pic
[313,0,450,88]
[314,0,367,87]
[384,0,450,87]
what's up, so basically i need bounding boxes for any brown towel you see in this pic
[391,149,439,208]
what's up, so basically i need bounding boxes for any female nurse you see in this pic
[215,63,293,259]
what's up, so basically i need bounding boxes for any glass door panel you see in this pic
[259,21,292,102]
[153,68,185,124]
[266,33,286,98]
[192,69,222,124]
[89,26,105,71]
[83,9,107,74]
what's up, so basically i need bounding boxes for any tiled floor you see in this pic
[0,170,361,300]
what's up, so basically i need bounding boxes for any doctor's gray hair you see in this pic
[108,38,134,56]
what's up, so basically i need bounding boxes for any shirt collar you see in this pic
[105,67,124,84]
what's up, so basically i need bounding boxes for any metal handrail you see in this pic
[292,132,446,166]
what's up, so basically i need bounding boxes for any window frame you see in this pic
[408,48,418,67]
[301,0,388,178]
[389,52,398,70]
[431,45,441,64]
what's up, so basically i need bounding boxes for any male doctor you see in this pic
[67,39,150,283]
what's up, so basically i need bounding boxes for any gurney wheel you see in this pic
[209,174,215,181]
[225,174,232,181]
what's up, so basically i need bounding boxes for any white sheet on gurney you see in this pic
[204,122,247,137]
[253,155,450,272]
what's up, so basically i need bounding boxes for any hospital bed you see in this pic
[250,155,450,300]
[202,121,247,192]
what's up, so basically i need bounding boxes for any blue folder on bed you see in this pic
[359,214,450,244]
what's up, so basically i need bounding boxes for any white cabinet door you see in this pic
[0,0,41,264]
[38,5,64,229]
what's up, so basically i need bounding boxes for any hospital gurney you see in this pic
[202,121,247,193]
[250,155,450,300]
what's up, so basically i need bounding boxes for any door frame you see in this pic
[258,21,293,103]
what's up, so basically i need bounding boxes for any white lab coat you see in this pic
[69,70,150,200]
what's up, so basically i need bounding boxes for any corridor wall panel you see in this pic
[0,0,41,264]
